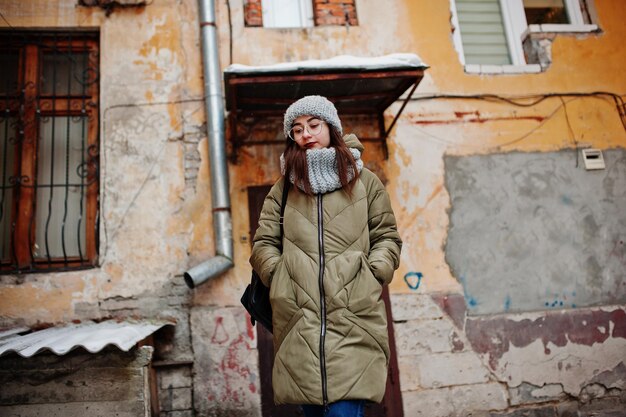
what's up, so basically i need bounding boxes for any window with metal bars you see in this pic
[0,31,99,274]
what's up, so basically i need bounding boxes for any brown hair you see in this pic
[283,127,359,196]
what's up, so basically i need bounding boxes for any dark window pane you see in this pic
[35,116,88,259]
[523,0,569,24]
[41,52,89,95]
[0,52,19,95]
[0,116,17,262]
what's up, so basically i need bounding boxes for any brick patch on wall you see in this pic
[243,0,263,27]
[243,0,358,27]
[314,0,358,26]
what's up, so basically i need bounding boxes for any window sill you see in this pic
[252,25,314,29]
[525,23,598,35]
[464,64,542,75]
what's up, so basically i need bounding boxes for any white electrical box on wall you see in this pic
[581,149,605,170]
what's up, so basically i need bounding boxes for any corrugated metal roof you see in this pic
[0,320,173,358]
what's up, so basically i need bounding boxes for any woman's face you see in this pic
[291,115,331,150]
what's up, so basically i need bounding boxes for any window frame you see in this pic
[261,0,314,28]
[451,0,598,71]
[0,31,100,274]
[503,0,590,65]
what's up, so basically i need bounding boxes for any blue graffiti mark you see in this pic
[545,299,568,308]
[459,275,479,308]
[545,290,576,309]
[403,272,423,290]
[561,195,573,205]
[504,295,511,311]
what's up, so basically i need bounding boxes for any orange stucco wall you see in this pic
[0,0,624,322]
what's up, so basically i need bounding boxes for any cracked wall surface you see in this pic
[1,1,625,417]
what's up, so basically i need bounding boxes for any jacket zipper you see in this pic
[317,194,328,408]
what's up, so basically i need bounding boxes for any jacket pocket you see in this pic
[270,256,301,350]
[268,255,284,288]
[362,254,383,287]
[346,254,384,315]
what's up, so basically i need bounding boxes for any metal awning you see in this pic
[224,54,427,159]
[0,319,173,358]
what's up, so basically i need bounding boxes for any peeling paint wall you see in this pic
[0,0,208,321]
[466,308,626,394]
[1,0,625,416]
[0,1,206,416]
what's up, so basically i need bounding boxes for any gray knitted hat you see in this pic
[283,95,342,138]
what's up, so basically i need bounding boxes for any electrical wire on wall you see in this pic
[409,91,626,129]
[404,91,626,152]
[0,10,13,27]
[100,98,205,262]
[225,0,233,65]
[407,97,578,150]
[559,96,580,166]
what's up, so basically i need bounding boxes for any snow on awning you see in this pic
[225,53,427,74]
[224,54,427,159]
[0,320,173,358]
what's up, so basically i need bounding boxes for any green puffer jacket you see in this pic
[250,135,402,405]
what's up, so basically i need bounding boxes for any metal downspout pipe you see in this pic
[184,0,233,288]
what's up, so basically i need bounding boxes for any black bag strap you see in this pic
[278,179,290,251]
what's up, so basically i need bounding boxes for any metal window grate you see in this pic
[0,31,100,274]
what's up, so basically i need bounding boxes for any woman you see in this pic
[250,95,402,417]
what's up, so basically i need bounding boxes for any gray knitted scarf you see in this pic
[280,147,364,194]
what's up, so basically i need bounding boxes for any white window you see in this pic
[451,0,597,69]
[262,0,313,28]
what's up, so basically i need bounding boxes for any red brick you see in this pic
[245,17,262,27]
[316,16,346,25]
[315,4,337,11]
[314,0,358,26]
[243,0,263,27]
[317,4,345,15]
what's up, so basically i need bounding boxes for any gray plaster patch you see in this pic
[444,149,626,315]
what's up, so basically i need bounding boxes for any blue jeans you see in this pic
[301,400,365,417]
